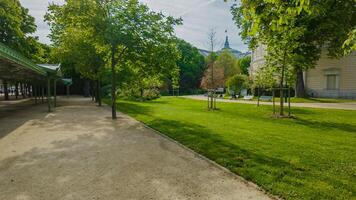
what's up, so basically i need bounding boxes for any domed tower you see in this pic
[223,30,231,49]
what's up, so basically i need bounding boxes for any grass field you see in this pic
[115,97,356,200]
[269,97,356,103]
[223,96,356,103]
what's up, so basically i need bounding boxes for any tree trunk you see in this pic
[111,47,117,119]
[140,88,144,99]
[97,79,102,106]
[91,81,95,101]
[279,51,287,116]
[83,81,90,97]
[295,69,307,98]
[15,83,19,99]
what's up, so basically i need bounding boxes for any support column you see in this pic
[66,85,70,98]
[15,83,19,99]
[47,77,51,112]
[41,85,44,103]
[4,81,9,100]
[21,83,25,98]
[34,85,38,104]
[53,79,57,107]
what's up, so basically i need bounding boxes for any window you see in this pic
[326,74,338,90]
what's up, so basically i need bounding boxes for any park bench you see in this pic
[243,95,254,100]
[259,95,273,101]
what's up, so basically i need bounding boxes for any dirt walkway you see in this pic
[183,95,356,110]
[0,97,272,200]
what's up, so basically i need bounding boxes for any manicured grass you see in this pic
[274,97,356,103]
[223,96,356,103]
[115,97,356,200]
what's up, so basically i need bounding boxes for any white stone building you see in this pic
[250,45,356,99]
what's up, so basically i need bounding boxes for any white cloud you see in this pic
[19,0,248,52]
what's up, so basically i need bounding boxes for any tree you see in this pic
[226,74,248,96]
[200,59,225,89]
[201,49,241,89]
[0,0,49,62]
[100,0,181,118]
[253,67,277,90]
[237,56,251,75]
[215,49,240,79]
[46,1,107,106]
[232,0,355,116]
[0,0,35,50]
[46,0,181,119]
[176,39,205,94]
[232,0,355,100]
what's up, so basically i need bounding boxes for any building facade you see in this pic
[250,45,356,99]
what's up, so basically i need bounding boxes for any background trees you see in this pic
[237,56,251,75]
[201,50,248,91]
[176,39,205,94]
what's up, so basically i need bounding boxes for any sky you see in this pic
[19,0,248,52]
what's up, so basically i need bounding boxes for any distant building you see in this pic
[198,33,250,59]
[250,45,356,99]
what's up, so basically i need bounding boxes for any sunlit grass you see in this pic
[115,97,356,200]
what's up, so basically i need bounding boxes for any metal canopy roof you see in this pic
[0,42,61,82]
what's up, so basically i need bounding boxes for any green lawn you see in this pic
[230,96,356,103]
[272,97,356,103]
[115,97,356,200]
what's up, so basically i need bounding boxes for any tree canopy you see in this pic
[232,0,355,115]
[176,39,206,94]
[237,56,251,75]
[201,50,241,89]
[0,0,49,63]
[46,0,181,118]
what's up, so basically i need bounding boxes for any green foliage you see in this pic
[0,0,50,63]
[0,0,35,49]
[232,0,355,100]
[46,0,181,104]
[226,74,248,95]
[253,67,277,89]
[201,50,242,89]
[116,97,356,200]
[176,39,205,94]
[237,56,251,75]
[45,1,106,81]
[343,29,356,55]
[215,49,240,78]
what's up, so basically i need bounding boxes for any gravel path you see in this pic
[0,97,272,200]
[183,95,356,110]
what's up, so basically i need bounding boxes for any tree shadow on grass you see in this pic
[116,101,154,117]
[145,118,354,199]
[293,118,356,134]
[146,119,310,186]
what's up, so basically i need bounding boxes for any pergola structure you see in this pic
[0,42,67,112]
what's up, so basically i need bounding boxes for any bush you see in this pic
[226,74,249,95]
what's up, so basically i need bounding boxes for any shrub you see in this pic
[226,74,249,95]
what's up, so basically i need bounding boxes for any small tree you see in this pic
[226,74,248,96]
